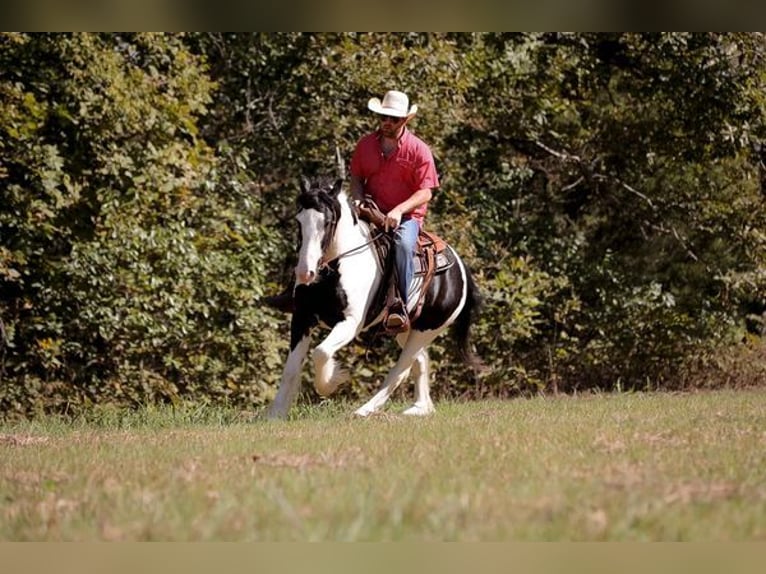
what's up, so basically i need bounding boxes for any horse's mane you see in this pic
[296,175,344,253]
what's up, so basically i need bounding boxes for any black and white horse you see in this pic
[266,175,482,419]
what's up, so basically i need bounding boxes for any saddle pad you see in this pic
[414,245,455,276]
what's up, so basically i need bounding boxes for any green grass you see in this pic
[1,389,765,541]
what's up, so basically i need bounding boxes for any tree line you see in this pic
[2,32,765,417]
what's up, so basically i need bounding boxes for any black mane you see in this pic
[296,175,343,253]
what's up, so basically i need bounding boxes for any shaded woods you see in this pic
[2,33,765,417]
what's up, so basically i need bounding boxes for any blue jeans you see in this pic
[393,218,420,305]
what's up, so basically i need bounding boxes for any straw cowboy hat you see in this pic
[368,90,418,118]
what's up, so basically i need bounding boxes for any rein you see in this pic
[320,230,386,269]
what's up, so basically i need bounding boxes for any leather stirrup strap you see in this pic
[410,245,436,323]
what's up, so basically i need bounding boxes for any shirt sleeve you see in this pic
[349,137,366,178]
[413,144,440,190]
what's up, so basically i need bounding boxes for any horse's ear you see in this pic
[300,176,311,194]
[331,178,343,197]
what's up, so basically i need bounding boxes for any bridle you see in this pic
[298,181,386,273]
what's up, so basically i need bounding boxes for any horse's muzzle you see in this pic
[295,257,321,285]
[296,269,316,285]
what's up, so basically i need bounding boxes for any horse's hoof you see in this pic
[402,403,434,416]
[353,406,374,417]
[315,380,340,397]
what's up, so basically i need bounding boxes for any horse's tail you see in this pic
[454,263,486,372]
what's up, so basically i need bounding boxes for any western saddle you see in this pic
[355,197,455,329]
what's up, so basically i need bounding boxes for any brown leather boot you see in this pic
[384,299,410,334]
[263,284,295,313]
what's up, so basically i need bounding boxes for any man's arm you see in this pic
[394,187,432,217]
[349,174,365,203]
[385,187,433,231]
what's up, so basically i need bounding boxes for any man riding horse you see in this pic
[265,89,439,333]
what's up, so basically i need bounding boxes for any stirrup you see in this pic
[384,300,410,333]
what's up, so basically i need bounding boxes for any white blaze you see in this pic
[295,209,326,285]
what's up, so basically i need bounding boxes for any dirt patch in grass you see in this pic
[251,447,369,470]
[0,434,50,447]
[661,481,741,505]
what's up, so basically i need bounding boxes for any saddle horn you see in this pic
[335,144,346,179]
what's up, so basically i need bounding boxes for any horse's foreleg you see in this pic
[267,335,311,420]
[313,317,361,396]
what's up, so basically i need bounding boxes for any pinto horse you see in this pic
[266,175,482,419]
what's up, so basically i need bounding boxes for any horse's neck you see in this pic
[326,191,371,259]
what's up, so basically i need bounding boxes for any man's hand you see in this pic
[384,208,403,232]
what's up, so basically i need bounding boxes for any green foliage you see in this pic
[2,33,766,418]
[0,33,283,417]
[447,32,766,392]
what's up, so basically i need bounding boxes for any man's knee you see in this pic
[394,226,418,253]
[394,240,414,260]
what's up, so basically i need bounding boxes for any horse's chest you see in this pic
[294,267,349,329]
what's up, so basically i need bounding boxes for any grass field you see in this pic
[1,389,765,541]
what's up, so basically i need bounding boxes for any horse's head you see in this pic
[294,175,343,285]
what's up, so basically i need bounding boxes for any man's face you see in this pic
[378,115,406,138]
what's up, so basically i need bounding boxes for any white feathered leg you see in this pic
[313,317,361,396]
[267,335,311,419]
[402,347,434,416]
[354,330,439,417]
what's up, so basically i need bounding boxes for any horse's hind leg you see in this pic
[354,330,439,417]
[394,332,434,416]
[402,347,434,416]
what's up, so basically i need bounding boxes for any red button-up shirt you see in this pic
[350,128,439,224]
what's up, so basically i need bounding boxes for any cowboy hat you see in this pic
[368,90,418,118]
